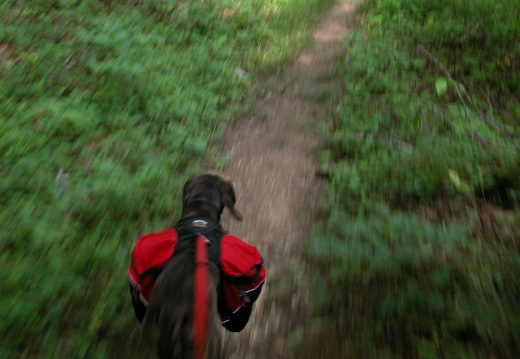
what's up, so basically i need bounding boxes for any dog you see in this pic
[130,174,264,359]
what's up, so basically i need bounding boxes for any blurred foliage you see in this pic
[0,0,334,358]
[309,0,519,358]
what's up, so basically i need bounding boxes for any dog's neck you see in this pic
[182,201,222,223]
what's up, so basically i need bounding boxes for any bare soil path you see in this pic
[219,1,358,357]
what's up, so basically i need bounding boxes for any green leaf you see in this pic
[435,77,448,96]
[448,169,472,196]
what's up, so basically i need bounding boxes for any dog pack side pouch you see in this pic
[218,234,266,318]
[220,234,265,285]
[128,228,178,306]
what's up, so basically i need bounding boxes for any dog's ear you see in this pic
[221,180,242,221]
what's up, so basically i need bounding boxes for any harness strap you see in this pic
[194,234,209,359]
[175,217,223,267]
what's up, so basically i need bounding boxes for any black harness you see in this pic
[174,216,229,318]
[173,217,224,266]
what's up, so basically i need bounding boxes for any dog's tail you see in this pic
[143,236,221,359]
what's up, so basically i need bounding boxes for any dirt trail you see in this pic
[219,1,357,357]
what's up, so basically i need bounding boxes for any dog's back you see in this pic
[143,244,223,359]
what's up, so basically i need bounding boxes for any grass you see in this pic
[0,0,335,358]
[308,0,520,358]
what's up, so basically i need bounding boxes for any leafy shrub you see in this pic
[308,208,520,358]
[321,30,519,207]
[0,0,336,358]
[310,0,520,357]
[364,0,519,96]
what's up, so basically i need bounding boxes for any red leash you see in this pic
[194,235,209,359]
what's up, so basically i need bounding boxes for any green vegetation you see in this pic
[0,1,334,358]
[308,0,519,358]
[3,0,518,357]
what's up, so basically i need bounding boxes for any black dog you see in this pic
[129,174,265,359]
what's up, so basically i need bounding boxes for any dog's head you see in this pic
[182,174,242,222]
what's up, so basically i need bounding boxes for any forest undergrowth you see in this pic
[307,0,519,358]
[2,0,518,358]
[0,1,334,358]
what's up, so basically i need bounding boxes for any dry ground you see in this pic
[127,2,358,357]
[218,1,358,357]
